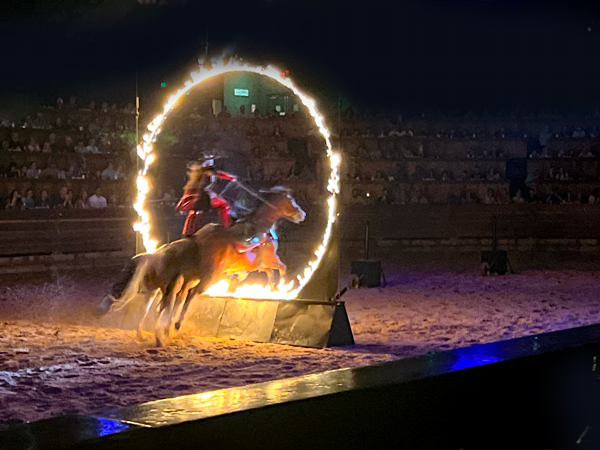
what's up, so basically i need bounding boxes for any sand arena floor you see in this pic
[1,265,600,428]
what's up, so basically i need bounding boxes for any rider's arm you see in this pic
[175,192,198,212]
[215,170,236,182]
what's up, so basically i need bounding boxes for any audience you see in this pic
[22,189,35,209]
[75,190,90,209]
[2,99,600,212]
[88,187,107,209]
[5,190,22,210]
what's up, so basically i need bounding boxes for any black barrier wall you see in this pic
[2,323,600,450]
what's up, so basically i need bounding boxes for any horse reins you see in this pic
[233,181,279,210]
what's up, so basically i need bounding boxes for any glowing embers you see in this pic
[134,55,341,300]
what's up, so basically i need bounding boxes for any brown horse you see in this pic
[102,187,305,346]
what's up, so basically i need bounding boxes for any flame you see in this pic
[134,55,341,300]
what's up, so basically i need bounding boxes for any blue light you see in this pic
[95,417,130,437]
[452,355,501,370]
[451,342,503,371]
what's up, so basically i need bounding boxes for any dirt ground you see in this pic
[1,265,600,428]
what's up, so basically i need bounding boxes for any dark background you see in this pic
[2,0,600,114]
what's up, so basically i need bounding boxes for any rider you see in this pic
[176,159,236,237]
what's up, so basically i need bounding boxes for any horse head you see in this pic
[259,186,306,224]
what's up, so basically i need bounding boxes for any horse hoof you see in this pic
[136,332,149,342]
[174,322,181,331]
[155,338,163,348]
[95,295,115,317]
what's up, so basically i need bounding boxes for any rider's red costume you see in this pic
[176,170,236,236]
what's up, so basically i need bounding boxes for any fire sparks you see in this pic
[134,55,341,299]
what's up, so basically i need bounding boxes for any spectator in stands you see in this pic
[74,140,86,153]
[368,146,382,160]
[512,189,525,203]
[5,190,22,210]
[547,187,563,204]
[388,126,401,137]
[8,132,22,151]
[88,187,107,209]
[572,126,586,138]
[362,127,374,138]
[115,165,126,180]
[63,136,75,153]
[1,141,9,152]
[66,96,78,111]
[31,112,48,129]
[556,167,569,180]
[539,125,552,149]
[65,163,78,179]
[377,188,395,205]
[25,162,39,179]
[38,190,50,209]
[48,132,58,148]
[101,162,119,180]
[108,193,120,208]
[54,118,63,130]
[27,137,41,153]
[409,188,428,204]
[350,188,366,205]
[65,118,78,132]
[51,186,68,208]
[588,188,599,205]
[470,165,483,181]
[42,142,52,153]
[56,189,74,209]
[75,190,90,209]
[88,118,101,137]
[77,160,91,179]
[41,163,60,179]
[5,162,20,178]
[85,139,100,154]
[483,188,497,204]
[22,189,35,209]
[486,168,501,181]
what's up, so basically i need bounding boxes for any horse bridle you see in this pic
[234,180,279,211]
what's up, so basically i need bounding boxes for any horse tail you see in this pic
[108,253,153,312]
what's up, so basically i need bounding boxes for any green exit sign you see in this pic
[160,82,166,87]
[234,88,249,97]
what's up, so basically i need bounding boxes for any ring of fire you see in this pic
[133,56,341,300]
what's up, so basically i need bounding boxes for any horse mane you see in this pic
[258,186,292,202]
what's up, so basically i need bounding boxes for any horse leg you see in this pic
[174,276,213,331]
[137,289,160,341]
[260,241,287,285]
[262,268,274,287]
[155,275,184,347]
[171,278,199,333]
[227,271,250,293]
